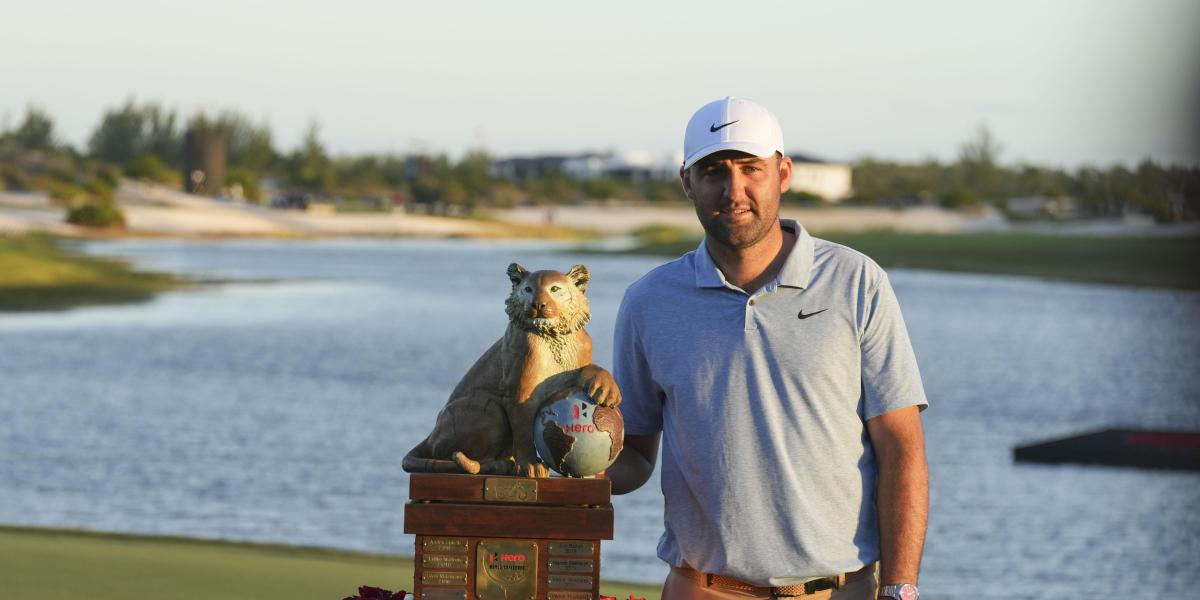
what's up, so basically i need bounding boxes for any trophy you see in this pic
[402,264,624,600]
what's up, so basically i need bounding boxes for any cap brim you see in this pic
[682,141,780,170]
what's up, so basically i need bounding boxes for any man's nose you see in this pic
[722,167,749,201]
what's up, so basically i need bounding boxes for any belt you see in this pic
[677,563,875,597]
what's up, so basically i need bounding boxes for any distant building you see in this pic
[490,155,577,181]
[491,151,852,201]
[788,153,853,202]
[492,152,680,184]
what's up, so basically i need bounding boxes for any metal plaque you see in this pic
[548,559,594,574]
[476,540,538,600]
[421,588,467,600]
[548,592,593,600]
[547,575,593,591]
[422,537,468,554]
[422,571,468,586]
[423,554,469,570]
[547,541,594,556]
[483,478,538,503]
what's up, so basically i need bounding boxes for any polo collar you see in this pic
[693,219,814,289]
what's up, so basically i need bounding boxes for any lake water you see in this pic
[2,238,1198,599]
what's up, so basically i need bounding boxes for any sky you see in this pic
[3,0,1198,168]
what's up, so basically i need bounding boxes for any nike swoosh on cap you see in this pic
[709,120,738,132]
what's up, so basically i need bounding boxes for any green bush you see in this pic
[940,187,978,208]
[66,200,126,228]
[124,153,176,185]
[93,165,122,189]
[47,180,85,203]
[225,168,262,202]
[782,190,825,204]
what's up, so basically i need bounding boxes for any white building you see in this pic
[789,153,853,202]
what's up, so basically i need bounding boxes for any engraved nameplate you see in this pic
[547,541,594,556]
[423,554,469,570]
[422,537,468,553]
[548,592,592,600]
[422,571,468,586]
[547,575,593,590]
[483,478,538,503]
[477,540,538,600]
[421,588,467,600]
[548,559,594,573]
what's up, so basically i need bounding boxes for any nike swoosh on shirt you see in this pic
[797,309,828,320]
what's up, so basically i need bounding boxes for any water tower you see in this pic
[183,125,227,196]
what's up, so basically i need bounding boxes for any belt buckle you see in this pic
[802,576,839,594]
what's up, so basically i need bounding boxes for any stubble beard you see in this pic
[696,202,779,251]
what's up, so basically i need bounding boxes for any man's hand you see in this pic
[866,405,928,586]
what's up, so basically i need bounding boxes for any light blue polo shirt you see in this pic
[613,219,927,586]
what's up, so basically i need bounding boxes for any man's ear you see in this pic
[507,263,528,287]
[680,166,693,199]
[777,154,793,194]
[566,264,590,294]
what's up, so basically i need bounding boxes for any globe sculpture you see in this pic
[533,388,624,477]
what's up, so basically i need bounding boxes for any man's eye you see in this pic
[550,286,561,292]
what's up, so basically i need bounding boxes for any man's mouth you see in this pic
[715,207,753,219]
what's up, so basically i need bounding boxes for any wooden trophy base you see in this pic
[404,473,613,600]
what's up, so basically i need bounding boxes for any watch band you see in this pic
[878,583,919,600]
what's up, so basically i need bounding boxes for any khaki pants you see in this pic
[660,565,879,600]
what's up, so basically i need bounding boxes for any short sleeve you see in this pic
[860,273,928,420]
[612,288,665,435]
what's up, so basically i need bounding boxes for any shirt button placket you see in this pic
[745,296,758,331]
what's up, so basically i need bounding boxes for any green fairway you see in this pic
[0,233,184,311]
[618,229,1200,290]
[0,526,660,600]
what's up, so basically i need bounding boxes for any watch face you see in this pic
[898,583,919,600]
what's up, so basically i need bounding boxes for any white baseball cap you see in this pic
[682,96,785,170]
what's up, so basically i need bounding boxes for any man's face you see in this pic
[681,150,792,251]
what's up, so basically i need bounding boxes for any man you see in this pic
[607,97,928,600]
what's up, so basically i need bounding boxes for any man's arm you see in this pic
[866,405,928,588]
[606,433,660,495]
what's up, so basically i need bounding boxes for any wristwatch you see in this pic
[878,583,919,600]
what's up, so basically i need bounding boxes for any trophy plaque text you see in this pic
[405,473,613,600]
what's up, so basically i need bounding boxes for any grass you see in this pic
[617,227,1200,290]
[0,233,184,311]
[0,526,661,600]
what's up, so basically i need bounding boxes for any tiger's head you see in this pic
[504,263,591,337]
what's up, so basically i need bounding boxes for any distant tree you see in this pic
[2,106,57,152]
[851,157,943,204]
[581,178,621,200]
[213,110,275,172]
[529,171,576,205]
[88,99,181,167]
[284,122,334,193]
[455,150,492,200]
[958,124,1003,202]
